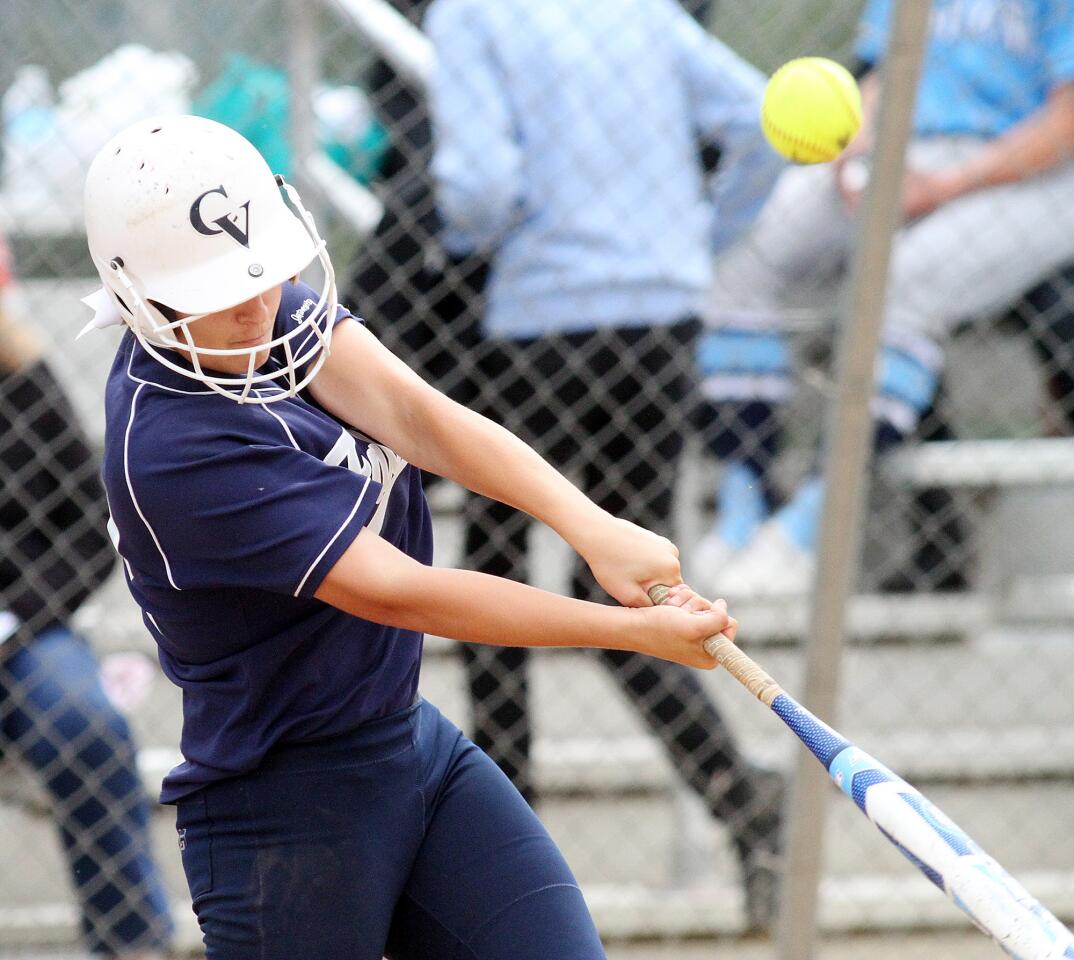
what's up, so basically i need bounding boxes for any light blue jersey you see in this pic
[857,0,1074,136]
[426,0,782,338]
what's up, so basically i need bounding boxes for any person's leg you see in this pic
[177,705,428,960]
[388,701,605,960]
[1011,260,1074,432]
[691,394,784,585]
[874,381,973,593]
[573,322,784,929]
[698,164,853,575]
[461,494,534,800]
[575,323,772,795]
[460,336,577,804]
[723,142,1074,597]
[0,625,173,957]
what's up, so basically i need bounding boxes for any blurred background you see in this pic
[1,0,1073,957]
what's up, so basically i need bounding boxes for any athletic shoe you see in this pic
[690,530,738,597]
[716,520,815,599]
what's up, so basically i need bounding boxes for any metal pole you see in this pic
[326,0,434,87]
[287,0,321,207]
[776,2,932,957]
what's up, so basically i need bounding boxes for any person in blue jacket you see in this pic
[424,0,788,931]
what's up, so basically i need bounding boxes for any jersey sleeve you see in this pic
[131,433,380,598]
[1041,0,1074,86]
[276,278,361,391]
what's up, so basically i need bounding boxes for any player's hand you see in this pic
[901,168,965,221]
[835,154,869,212]
[653,581,714,614]
[628,596,734,669]
[575,515,682,608]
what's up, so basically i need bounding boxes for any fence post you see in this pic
[776,3,932,957]
[287,0,322,214]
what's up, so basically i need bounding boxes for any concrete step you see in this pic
[2,739,1068,924]
[537,778,1073,885]
[2,863,1071,952]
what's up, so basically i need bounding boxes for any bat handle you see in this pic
[647,585,784,707]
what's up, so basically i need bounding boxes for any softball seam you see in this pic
[763,59,861,162]
[761,105,838,161]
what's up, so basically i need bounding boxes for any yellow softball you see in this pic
[761,57,863,164]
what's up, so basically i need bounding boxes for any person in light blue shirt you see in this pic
[426,0,787,933]
[695,0,1074,599]
[430,0,782,338]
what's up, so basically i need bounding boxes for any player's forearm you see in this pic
[317,530,637,651]
[946,85,1074,196]
[412,394,609,549]
[388,567,641,651]
[317,528,721,667]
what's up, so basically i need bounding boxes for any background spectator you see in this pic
[425,0,786,931]
[0,236,173,960]
[695,0,1074,598]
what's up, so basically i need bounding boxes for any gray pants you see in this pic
[703,137,1074,429]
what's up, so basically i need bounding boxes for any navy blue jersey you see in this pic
[101,280,433,802]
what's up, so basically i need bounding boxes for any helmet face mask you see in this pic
[84,115,337,403]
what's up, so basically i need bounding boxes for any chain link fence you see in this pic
[2,0,1073,957]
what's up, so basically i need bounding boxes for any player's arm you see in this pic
[667,5,785,252]
[309,319,682,607]
[928,82,1074,196]
[314,526,729,669]
[425,0,522,255]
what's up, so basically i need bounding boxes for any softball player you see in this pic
[81,115,731,960]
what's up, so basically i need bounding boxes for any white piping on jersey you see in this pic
[294,475,372,598]
[106,512,136,582]
[260,404,301,450]
[145,610,166,639]
[125,338,289,400]
[124,383,181,590]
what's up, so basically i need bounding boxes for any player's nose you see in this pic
[232,294,270,325]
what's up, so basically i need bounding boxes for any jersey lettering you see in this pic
[324,427,408,535]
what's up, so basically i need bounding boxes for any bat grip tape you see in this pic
[647,584,784,707]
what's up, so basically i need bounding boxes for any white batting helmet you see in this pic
[83,114,336,402]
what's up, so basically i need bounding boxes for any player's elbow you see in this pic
[314,529,432,631]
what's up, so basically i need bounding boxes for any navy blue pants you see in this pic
[175,698,605,959]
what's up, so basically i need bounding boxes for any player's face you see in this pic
[175,285,284,374]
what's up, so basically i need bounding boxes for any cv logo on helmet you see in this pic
[189,185,251,248]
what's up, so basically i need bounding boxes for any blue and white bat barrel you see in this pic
[772,693,1074,960]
